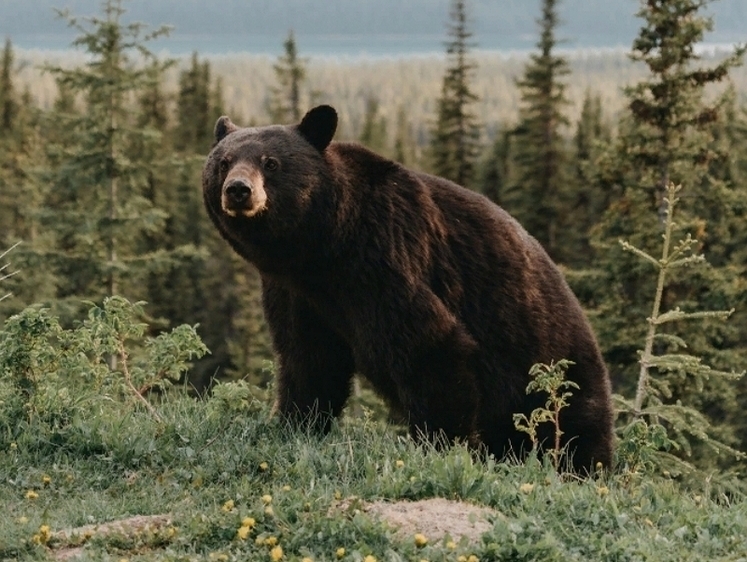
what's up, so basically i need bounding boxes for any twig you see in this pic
[117,339,162,422]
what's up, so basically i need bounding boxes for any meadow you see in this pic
[3,390,747,562]
[0,295,744,561]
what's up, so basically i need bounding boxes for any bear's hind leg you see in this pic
[398,321,481,449]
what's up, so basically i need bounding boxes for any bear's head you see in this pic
[202,105,338,268]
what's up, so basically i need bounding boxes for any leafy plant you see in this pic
[513,359,579,470]
[0,296,208,439]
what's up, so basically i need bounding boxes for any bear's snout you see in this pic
[225,179,252,205]
[220,165,268,218]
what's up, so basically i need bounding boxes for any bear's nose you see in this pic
[225,179,252,205]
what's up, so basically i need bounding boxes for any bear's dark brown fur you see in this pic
[203,105,614,471]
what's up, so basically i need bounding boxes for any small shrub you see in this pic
[513,359,578,470]
[0,296,208,444]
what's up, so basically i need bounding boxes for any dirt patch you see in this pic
[50,514,172,561]
[50,499,495,559]
[345,497,497,544]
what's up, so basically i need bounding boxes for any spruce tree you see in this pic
[0,40,55,314]
[358,95,388,154]
[586,0,746,470]
[0,38,17,133]
[0,38,19,237]
[479,127,512,205]
[41,0,174,309]
[506,0,571,262]
[174,53,214,154]
[267,30,307,123]
[428,0,480,187]
[566,90,611,265]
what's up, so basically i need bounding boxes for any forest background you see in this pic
[1,0,747,481]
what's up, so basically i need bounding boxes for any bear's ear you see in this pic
[214,116,238,144]
[297,105,337,152]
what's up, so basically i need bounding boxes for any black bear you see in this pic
[203,105,614,471]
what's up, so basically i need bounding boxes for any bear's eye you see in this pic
[219,159,230,174]
[262,157,279,172]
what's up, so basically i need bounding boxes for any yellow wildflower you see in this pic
[10,442,17,449]
[264,506,274,516]
[259,462,269,471]
[334,490,342,500]
[222,499,235,512]
[265,536,278,547]
[261,494,273,504]
[242,516,256,529]
[519,483,535,494]
[335,547,346,558]
[467,555,479,562]
[363,556,376,562]
[25,490,39,500]
[42,475,52,485]
[597,486,609,497]
[281,485,291,492]
[209,554,229,562]
[446,540,457,549]
[33,524,52,545]
[301,558,314,562]
[269,545,283,561]
[237,525,251,540]
[414,533,428,547]
[457,556,467,562]
[395,459,405,468]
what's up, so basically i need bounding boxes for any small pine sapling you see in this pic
[616,183,745,475]
[513,359,579,470]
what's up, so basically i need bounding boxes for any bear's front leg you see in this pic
[262,281,355,433]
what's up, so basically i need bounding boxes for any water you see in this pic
[9,32,632,59]
[9,30,742,60]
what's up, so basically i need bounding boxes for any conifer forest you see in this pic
[1,0,747,489]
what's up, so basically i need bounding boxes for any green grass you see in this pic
[2,392,746,562]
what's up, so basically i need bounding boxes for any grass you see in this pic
[2,389,746,562]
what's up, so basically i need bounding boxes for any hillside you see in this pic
[2,392,747,561]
